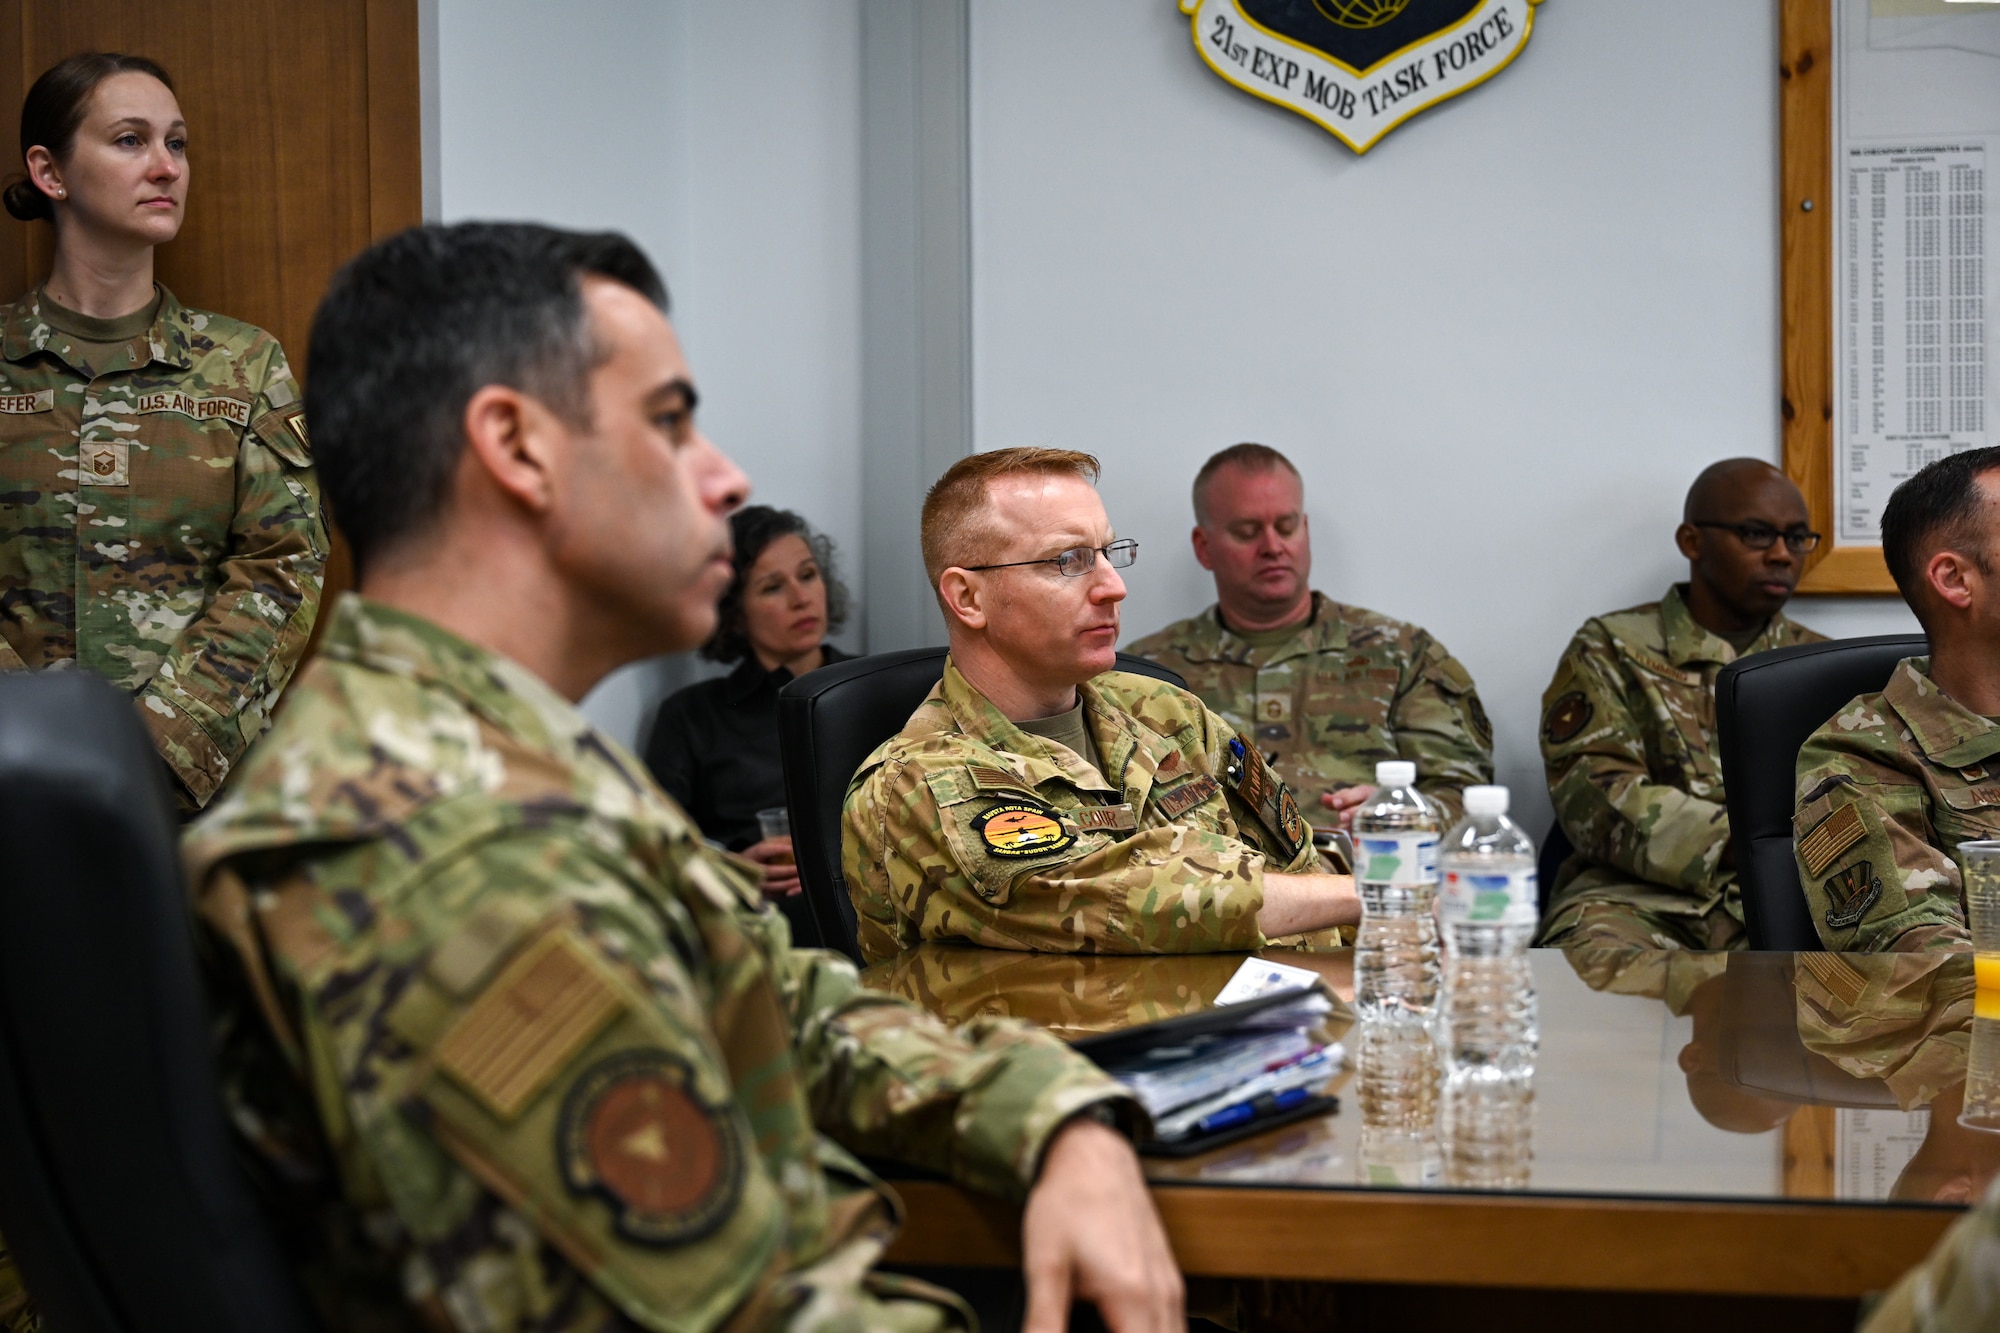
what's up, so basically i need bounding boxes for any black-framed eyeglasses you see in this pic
[962,539,1139,578]
[1691,521,1822,554]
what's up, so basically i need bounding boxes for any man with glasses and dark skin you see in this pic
[843,447,1361,964]
[1794,446,2000,952]
[1537,458,1825,952]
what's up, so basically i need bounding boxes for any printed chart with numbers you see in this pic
[1833,0,2000,547]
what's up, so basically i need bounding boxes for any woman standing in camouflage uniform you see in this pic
[0,52,325,813]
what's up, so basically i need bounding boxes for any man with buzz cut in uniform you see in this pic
[182,225,1185,1332]
[1125,442,1493,829]
[1793,446,2000,952]
[1537,459,1825,952]
[843,446,1361,965]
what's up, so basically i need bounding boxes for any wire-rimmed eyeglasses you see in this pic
[960,539,1139,578]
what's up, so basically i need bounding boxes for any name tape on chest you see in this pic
[1073,803,1138,833]
[132,388,251,427]
[1154,775,1220,821]
[0,389,53,414]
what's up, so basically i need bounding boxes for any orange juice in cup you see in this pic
[1961,841,2000,991]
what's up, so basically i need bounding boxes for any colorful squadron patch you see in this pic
[1542,691,1592,746]
[557,1049,742,1247]
[973,800,1075,859]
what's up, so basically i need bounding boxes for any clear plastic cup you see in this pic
[1959,991,2000,1133]
[1958,840,2000,989]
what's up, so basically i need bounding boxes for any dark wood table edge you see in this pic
[885,1181,1956,1298]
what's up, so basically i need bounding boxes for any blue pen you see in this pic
[1194,1100,1256,1134]
[1193,1084,1314,1136]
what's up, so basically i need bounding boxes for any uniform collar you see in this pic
[0,283,194,374]
[1883,656,2000,769]
[320,593,616,766]
[939,657,1133,795]
[1659,583,1796,669]
[1182,591,1340,668]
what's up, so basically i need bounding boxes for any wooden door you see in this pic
[0,0,426,614]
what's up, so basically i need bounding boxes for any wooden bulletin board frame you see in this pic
[1780,0,1895,594]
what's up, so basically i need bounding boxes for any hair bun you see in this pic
[2,176,49,222]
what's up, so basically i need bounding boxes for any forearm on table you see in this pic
[1257,871,1360,938]
[1553,766,1727,890]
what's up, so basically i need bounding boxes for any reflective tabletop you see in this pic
[862,946,1985,1212]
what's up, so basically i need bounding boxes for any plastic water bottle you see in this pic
[1352,761,1441,1022]
[1438,784,1539,1074]
[1355,1018,1442,1186]
[1435,784,1539,1186]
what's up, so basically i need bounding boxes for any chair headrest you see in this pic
[1716,634,1927,844]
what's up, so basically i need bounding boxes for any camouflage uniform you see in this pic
[842,658,1322,965]
[0,1234,32,1333]
[0,286,326,810]
[183,596,1136,1331]
[1537,586,1823,951]
[1124,592,1493,824]
[1802,954,1987,1333]
[1559,942,1730,1017]
[1861,1171,2000,1333]
[1791,953,1972,1110]
[1793,657,1998,952]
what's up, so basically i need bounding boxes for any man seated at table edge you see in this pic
[1793,445,2000,952]
[1537,458,1825,952]
[182,224,1183,1330]
[842,446,1360,965]
[1124,441,1494,828]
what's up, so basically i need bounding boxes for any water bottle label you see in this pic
[1440,868,1537,925]
[1356,833,1439,886]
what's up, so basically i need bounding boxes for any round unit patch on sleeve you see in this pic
[972,800,1075,859]
[1542,691,1593,746]
[558,1049,743,1247]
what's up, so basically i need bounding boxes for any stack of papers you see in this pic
[1077,960,1343,1146]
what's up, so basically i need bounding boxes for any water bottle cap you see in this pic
[1375,760,1416,788]
[1465,785,1509,817]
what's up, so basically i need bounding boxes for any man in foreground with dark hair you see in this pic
[1126,442,1492,827]
[1537,459,1824,952]
[182,223,1183,1330]
[1792,446,2000,951]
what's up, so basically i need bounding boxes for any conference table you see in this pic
[858,944,1981,1318]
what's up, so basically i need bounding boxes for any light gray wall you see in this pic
[433,0,865,748]
[966,1,1920,834]
[429,3,1922,825]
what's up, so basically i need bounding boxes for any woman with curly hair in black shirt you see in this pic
[643,505,851,942]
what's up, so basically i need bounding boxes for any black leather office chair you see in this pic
[1716,634,1927,950]
[778,649,1186,963]
[1537,821,1573,920]
[0,671,317,1333]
